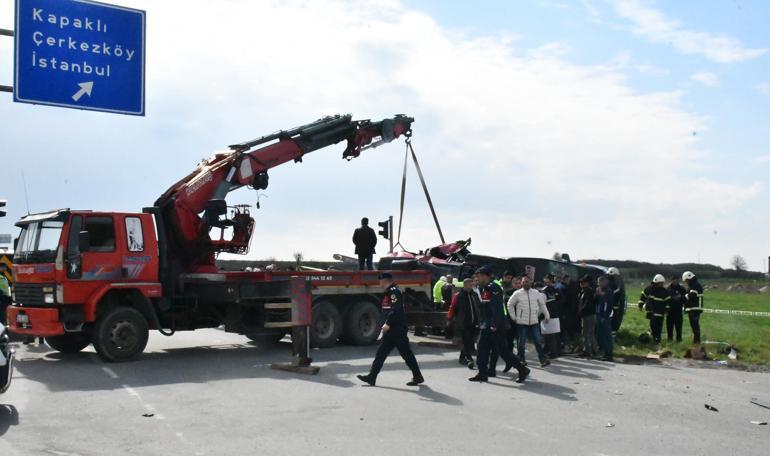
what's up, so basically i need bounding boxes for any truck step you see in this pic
[263,302,292,309]
[264,322,294,328]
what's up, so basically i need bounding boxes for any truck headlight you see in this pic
[44,294,55,304]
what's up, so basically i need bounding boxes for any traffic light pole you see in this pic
[388,215,393,253]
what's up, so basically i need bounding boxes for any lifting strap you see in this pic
[395,139,445,248]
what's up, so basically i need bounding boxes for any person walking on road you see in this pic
[666,276,686,342]
[447,278,479,368]
[682,271,704,344]
[577,275,597,358]
[595,276,614,362]
[509,276,551,367]
[638,274,670,344]
[541,274,563,359]
[352,218,377,271]
[358,273,424,386]
[469,266,529,383]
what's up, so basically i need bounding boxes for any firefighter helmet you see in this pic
[682,271,695,281]
[652,274,665,284]
[607,267,620,276]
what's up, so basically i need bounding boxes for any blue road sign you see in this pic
[13,0,145,116]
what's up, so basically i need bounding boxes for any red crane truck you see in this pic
[6,114,434,362]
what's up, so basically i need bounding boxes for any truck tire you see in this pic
[310,301,342,348]
[245,331,286,345]
[92,306,149,362]
[45,333,91,353]
[343,301,381,345]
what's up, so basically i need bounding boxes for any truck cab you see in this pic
[9,209,162,360]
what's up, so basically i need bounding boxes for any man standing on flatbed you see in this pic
[352,217,377,271]
[358,272,424,387]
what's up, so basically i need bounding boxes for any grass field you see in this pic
[615,280,770,365]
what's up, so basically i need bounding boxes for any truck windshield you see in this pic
[15,221,64,263]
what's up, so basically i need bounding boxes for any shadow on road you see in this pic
[0,404,19,436]
[12,342,465,393]
[373,384,463,406]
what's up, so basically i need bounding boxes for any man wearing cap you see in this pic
[469,266,529,383]
[358,272,424,387]
[638,274,670,344]
[666,276,686,342]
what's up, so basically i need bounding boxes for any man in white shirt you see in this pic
[507,276,551,367]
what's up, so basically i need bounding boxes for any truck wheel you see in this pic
[45,333,91,353]
[245,331,286,345]
[93,306,149,362]
[343,301,381,345]
[310,301,342,348]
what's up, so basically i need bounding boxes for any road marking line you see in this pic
[102,367,119,379]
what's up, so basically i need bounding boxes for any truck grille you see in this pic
[13,283,54,307]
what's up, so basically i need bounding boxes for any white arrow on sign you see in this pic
[71,81,94,102]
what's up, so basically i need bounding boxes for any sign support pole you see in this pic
[0,29,12,92]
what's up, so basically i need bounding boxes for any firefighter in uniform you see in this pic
[358,272,424,387]
[682,271,704,343]
[469,266,529,384]
[638,274,670,344]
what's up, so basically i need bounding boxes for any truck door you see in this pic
[67,215,121,281]
[120,215,157,282]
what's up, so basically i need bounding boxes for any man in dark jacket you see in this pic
[441,274,456,310]
[638,274,670,344]
[595,276,615,361]
[666,276,686,342]
[448,278,479,368]
[607,267,626,332]
[358,273,424,386]
[577,275,597,357]
[682,271,704,343]
[352,218,377,271]
[469,266,529,383]
[541,274,563,358]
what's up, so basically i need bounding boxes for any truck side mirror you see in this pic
[78,231,91,252]
[13,237,18,251]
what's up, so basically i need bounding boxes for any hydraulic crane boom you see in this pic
[153,114,413,272]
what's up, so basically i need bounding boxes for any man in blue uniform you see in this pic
[358,272,424,387]
[469,266,530,384]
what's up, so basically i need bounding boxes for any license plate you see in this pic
[16,314,29,324]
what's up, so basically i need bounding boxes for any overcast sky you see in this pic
[1,0,768,271]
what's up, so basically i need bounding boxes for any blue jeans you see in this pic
[597,316,613,358]
[358,254,373,271]
[517,324,545,362]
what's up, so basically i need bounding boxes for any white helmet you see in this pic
[607,267,620,276]
[439,276,447,282]
[652,274,665,284]
[682,271,695,281]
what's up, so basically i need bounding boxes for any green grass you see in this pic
[615,282,770,365]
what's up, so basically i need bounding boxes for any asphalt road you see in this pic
[1,330,768,456]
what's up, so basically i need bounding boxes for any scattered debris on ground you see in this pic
[704,404,719,412]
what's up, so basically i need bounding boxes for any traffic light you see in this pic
[0,199,6,218]
[377,219,390,240]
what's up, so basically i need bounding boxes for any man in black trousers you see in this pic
[352,217,377,271]
[469,266,530,384]
[358,272,424,386]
